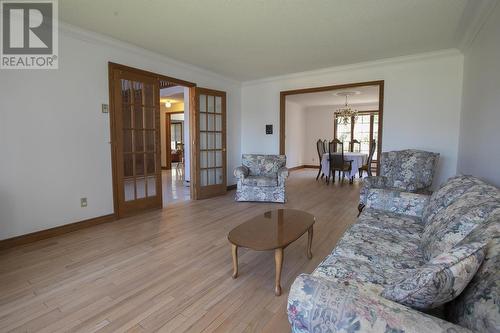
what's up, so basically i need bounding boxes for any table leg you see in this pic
[231,244,238,279]
[274,247,283,296]
[307,226,313,259]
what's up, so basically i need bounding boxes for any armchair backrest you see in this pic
[379,149,439,192]
[242,154,286,177]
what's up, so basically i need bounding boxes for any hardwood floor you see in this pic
[0,169,361,332]
[162,168,190,206]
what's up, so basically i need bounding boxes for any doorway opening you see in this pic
[160,83,191,205]
[280,81,384,181]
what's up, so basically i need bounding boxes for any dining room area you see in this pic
[283,81,383,185]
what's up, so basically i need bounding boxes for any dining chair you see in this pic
[327,139,354,184]
[358,140,376,178]
[349,139,361,152]
[323,139,328,154]
[316,139,326,180]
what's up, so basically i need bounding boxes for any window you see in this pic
[353,114,371,154]
[336,118,351,152]
[334,111,379,159]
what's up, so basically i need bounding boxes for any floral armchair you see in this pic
[234,154,288,203]
[359,149,439,212]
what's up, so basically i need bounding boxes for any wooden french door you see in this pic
[111,67,162,217]
[192,88,227,199]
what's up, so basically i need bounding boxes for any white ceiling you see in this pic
[160,87,184,104]
[60,0,486,81]
[287,85,379,108]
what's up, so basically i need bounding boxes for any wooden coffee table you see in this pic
[228,209,315,296]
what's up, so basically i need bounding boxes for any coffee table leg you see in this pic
[231,244,238,279]
[274,247,283,296]
[307,226,313,259]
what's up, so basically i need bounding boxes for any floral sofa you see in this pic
[359,149,440,212]
[234,154,288,203]
[288,175,500,333]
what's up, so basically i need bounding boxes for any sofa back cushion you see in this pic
[382,242,486,310]
[447,213,500,333]
[241,154,286,177]
[379,149,439,192]
[421,175,500,260]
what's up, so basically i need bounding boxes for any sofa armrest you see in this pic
[288,274,471,333]
[366,188,430,218]
[359,176,388,205]
[278,167,289,187]
[234,166,249,179]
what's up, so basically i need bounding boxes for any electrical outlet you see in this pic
[80,197,88,208]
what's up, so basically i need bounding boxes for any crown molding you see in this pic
[242,49,462,87]
[456,0,499,52]
[58,21,241,86]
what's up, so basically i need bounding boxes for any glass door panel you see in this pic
[112,67,162,217]
[194,88,226,199]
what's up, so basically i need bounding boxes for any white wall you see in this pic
[302,103,379,166]
[284,100,306,168]
[457,4,500,188]
[0,23,241,240]
[242,50,464,187]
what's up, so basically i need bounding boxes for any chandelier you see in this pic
[335,92,358,125]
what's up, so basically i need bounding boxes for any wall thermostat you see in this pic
[102,104,109,113]
[266,124,273,134]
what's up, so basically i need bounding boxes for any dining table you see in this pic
[321,152,368,180]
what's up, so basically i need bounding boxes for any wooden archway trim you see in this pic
[279,80,384,171]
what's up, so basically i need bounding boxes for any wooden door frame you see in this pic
[280,80,384,173]
[164,111,184,170]
[108,62,196,217]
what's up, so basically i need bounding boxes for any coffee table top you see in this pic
[228,209,315,251]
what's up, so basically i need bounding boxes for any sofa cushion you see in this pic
[356,208,425,241]
[422,175,481,224]
[422,185,500,259]
[241,175,277,187]
[421,176,500,260]
[313,209,426,285]
[382,242,486,310]
[448,213,500,333]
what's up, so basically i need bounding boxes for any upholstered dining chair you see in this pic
[349,139,361,152]
[358,140,376,178]
[316,139,326,180]
[327,139,354,184]
[358,149,440,213]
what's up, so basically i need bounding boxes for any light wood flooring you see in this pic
[0,169,361,332]
[162,168,191,206]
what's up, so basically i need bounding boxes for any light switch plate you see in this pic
[101,104,109,113]
[80,198,88,208]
